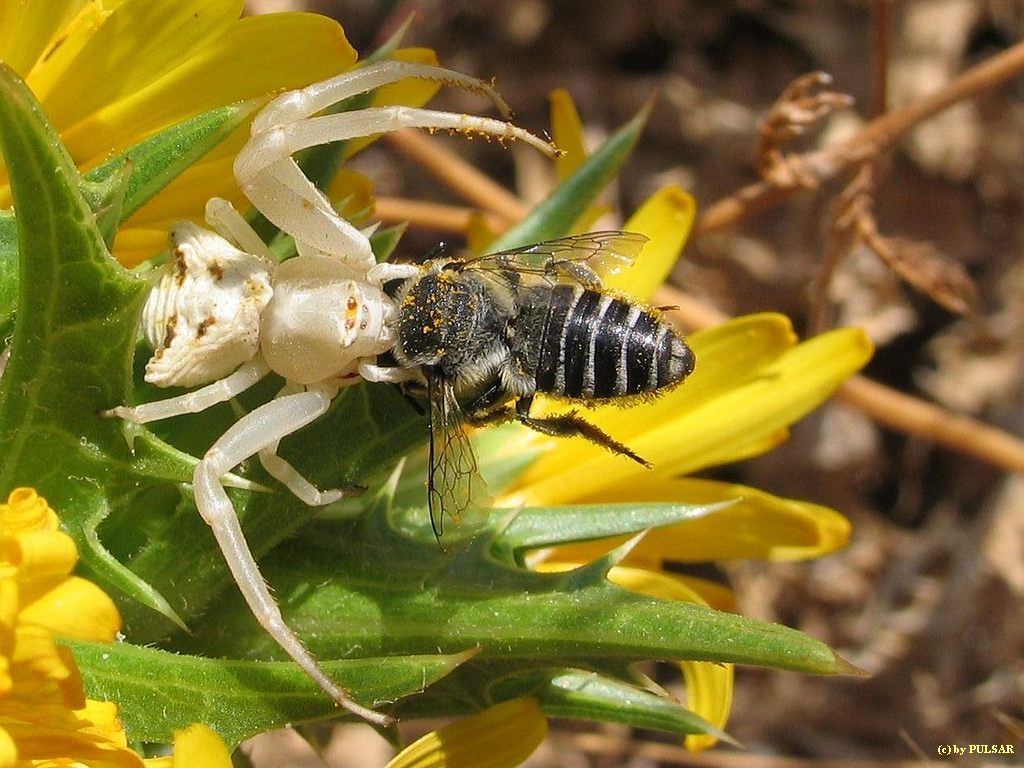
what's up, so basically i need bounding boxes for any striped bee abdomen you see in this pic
[531,284,695,400]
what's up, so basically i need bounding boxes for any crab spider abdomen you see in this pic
[142,222,274,388]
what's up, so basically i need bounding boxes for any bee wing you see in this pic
[463,231,648,289]
[425,372,487,538]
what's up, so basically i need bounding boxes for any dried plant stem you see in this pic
[383,128,528,225]
[870,0,895,117]
[696,38,1024,235]
[839,376,1024,473]
[373,195,508,233]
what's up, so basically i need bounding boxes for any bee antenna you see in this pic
[423,241,448,261]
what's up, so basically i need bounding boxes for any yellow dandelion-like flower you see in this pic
[0,0,357,266]
[0,488,231,766]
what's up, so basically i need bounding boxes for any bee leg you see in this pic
[464,406,515,428]
[461,379,512,418]
[513,396,651,468]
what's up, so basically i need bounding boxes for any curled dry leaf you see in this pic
[824,163,977,323]
[861,230,977,317]
[756,71,855,188]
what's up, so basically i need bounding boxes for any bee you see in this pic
[385,231,697,534]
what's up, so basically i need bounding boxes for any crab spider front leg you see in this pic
[193,384,392,726]
[235,60,558,270]
[251,60,518,133]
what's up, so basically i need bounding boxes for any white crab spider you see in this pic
[105,60,557,726]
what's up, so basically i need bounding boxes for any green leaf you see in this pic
[0,211,15,338]
[493,500,727,555]
[0,63,199,625]
[85,102,255,224]
[0,95,255,335]
[488,103,650,251]
[114,383,426,642]
[173,487,854,717]
[70,639,473,747]
[535,670,730,739]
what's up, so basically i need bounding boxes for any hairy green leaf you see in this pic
[70,639,473,747]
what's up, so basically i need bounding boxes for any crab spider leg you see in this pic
[237,106,556,184]
[242,156,375,268]
[251,60,515,135]
[358,361,421,384]
[257,443,353,507]
[235,107,555,265]
[193,384,391,726]
[255,383,358,506]
[204,197,274,261]
[366,261,422,283]
[104,359,271,424]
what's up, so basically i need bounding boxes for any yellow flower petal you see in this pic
[0,488,59,534]
[3,529,78,581]
[0,726,15,768]
[12,624,72,682]
[645,325,872,474]
[115,134,246,265]
[549,88,587,180]
[33,0,244,128]
[0,577,17,636]
[681,660,733,752]
[609,185,696,302]
[1,0,430,274]
[79,699,130,744]
[0,0,90,77]
[548,476,850,567]
[610,563,705,602]
[163,723,232,768]
[60,12,357,168]
[21,576,121,643]
[386,697,547,768]
[327,169,376,222]
[1,718,142,768]
[20,2,110,92]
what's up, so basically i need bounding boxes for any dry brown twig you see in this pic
[812,164,978,331]
[790,3,979,331]
[370,40,1024,475]
[755,71,854,189]
[697,38,1024,234]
